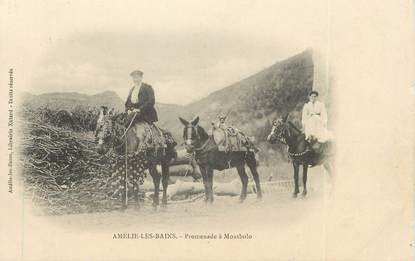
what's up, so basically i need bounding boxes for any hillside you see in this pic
[172,49,314,141]
[20,49,314,164]
[20,91,185,131]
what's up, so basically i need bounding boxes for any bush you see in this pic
[20,106,100,132]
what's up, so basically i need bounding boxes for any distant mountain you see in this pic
[20,90,185,136]
[21,91,125,111]
[21,49,314,153]
[154,103,185,133]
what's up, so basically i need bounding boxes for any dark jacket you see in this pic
[125,83,158,123]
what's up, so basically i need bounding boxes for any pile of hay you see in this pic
[20,122,144,215]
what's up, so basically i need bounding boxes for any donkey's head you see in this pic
[179,116,208,153]
[95,112,126,155]
[267,114,290,144]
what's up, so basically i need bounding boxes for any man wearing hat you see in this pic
[124,70,178,161]
[125,70,158,126]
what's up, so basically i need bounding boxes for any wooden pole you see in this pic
[124,134,128,207]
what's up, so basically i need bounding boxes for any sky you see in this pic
[31,30,305,105]
[1,1,414,259]
[2,0,330,105]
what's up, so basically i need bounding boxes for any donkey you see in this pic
[179,116,262,203]
[96,112,176,209]
[267,114,334,198]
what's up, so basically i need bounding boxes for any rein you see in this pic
[185,125,212,155]
[288,122,302,134]
[105,120,129,152]
[105,112,136,152]
[282,122,311,158]
[194,136,211,152]
[121,112,137,139]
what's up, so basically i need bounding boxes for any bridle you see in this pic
[97,115,127,154]
[269,120,290,145]
[272,120,311,158]
[278,123,291,144]
[184,124,197,146]
[183,124,210,153]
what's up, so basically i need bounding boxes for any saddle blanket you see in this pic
[310,140,333,155]
[130,122,176,152]
[212,126,256,152]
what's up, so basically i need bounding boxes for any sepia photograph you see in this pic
[0,0,413,260]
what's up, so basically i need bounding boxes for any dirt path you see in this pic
[50,189,326,231]
[22,169,335,260]
[45,166,327,230]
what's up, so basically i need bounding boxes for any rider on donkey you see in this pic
[301,91,332,152]
[124,70,177,158]
[125,70,158,125]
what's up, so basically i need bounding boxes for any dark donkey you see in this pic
[96,112,176,209]
[267,114,333,198]
[179,116,262,203]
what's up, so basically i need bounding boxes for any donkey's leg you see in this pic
[323,161,334,180]
[302,164,308,197]
[190,159,202,182]
[149,163,161,208]
[236,165,249,202]
[199,166,209,202]
[161,161,169,207]
[246,154,262,199]
[293,163,300,198]
[323,161,335,195]
[206,167,215,203]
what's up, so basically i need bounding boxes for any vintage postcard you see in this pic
[0,0,413,260]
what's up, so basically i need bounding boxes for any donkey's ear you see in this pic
[191,116,199,126]
[283,113,289,122]
[179,117,189,126]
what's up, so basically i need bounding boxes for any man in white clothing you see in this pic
[301,91,331,143]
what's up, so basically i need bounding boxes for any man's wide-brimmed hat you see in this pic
[130,70,143,77]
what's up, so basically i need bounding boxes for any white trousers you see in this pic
[304,115,332,142]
